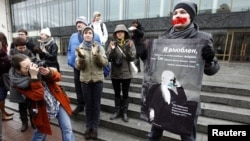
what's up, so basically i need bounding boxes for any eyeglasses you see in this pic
[18,34,26,36]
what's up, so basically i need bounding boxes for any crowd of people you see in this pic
[0,1,220,140]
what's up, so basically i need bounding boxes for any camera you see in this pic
[37,61,47,67]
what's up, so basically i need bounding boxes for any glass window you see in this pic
[148,0,171,18]
[232,0,250,12]
[41,5,48,28]
[91,0,105,21]
[107,0,121,21]
[216,0,232,13]
[63,0,73,26]
[199,0,213,14]
[76,0,88,18]
[47,1,60,27]
[126,0,145,19]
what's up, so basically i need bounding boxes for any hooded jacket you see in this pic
[106,24,136,79]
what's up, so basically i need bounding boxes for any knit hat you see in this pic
[93,11,101,17]
[40,27,51,37]
[75,16,88,25]
[173,1,197,22]
[82,26,94,36]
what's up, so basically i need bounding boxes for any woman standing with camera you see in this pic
[106,24,136,122]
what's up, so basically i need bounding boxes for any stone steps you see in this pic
[5,100,207,141]
[5,68,250,141]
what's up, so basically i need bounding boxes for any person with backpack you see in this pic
[67,16,101,114]
[90,11,108,46]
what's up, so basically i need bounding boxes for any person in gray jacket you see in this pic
[147,1,220,141]
[75,26,108,140]
[106,24,136,122]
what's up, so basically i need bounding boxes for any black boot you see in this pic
[21,121,28,132]
[135,58,141,72]
[19,103,28,132]
[122,99,129,122]
[110,98,121,120]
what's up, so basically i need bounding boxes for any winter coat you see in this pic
[67,32,101,68]
[90,21,108,45]
[8,48,38,103]
[131,22,145,55]
[75,42,108,83]
[39,41,60,72]
[106,24,136,79]
[11,69,72,135]
[106,40,136,79]
[0,49,10,87]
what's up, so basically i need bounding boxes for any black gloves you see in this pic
[202,45,215,63]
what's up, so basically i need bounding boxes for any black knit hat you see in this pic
[173,1,197,22]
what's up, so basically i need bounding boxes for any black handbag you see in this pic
[114,54,123,67]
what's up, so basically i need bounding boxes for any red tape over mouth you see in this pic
[171,17,187,25]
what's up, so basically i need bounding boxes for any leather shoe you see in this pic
[73,106,84,114]
[91,129,98,139]
[21,122,28,132]
[84,128,92,139]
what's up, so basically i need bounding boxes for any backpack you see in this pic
[90,22,104,36]
[103,63,110,78]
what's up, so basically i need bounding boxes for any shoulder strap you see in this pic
[100,22,104,34]
[117,46,126,57]
[101,23,104,35]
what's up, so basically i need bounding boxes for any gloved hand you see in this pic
[76,47,85,58]
[202,45,215,63]
[91,45,99,55]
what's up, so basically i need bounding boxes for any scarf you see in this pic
[168,23,198,39]
[116,38,125,47]
[83,40,94,48]
[39,37,54,52]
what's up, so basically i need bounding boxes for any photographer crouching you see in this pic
[9,54,75,141]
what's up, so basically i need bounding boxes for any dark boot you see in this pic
[21,121,28,132]
[19,103,28,132]
[135,59,141,72]
[122,99,129,122]
[29,109,35,129]
[0,101,13,121]
[110,98,121,120]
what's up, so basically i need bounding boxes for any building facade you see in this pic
[5,0,250,62]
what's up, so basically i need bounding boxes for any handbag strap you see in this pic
[117,46,127,58]
[116,46,133,72]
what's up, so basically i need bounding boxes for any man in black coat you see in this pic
[147,1,219,141]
